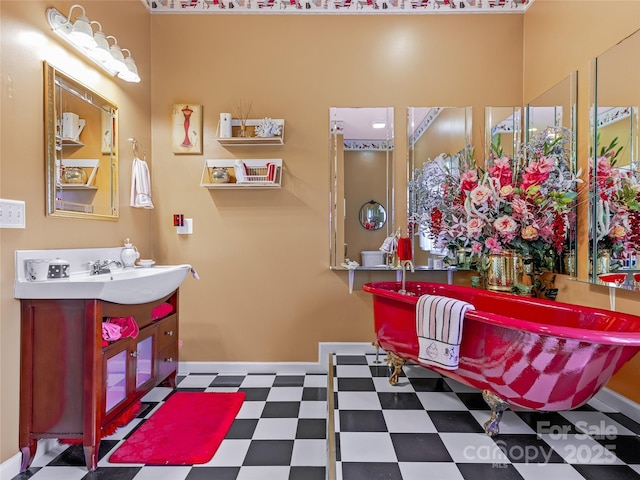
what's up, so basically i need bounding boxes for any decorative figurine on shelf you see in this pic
[255,117,281,138]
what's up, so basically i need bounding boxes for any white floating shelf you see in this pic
[215,119,284,146]
[201,159,283,189]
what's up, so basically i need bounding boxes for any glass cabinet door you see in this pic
[135,335,154,391]
[105,349,127,413]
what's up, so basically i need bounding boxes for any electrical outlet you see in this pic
[0,199,26,228]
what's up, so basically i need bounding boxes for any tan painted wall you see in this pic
[0,0,151,464]
[1,0,640,466]
[148,11,523,369]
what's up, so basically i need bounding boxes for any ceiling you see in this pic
[141,0,532,14]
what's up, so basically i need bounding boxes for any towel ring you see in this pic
[129,137,146,160]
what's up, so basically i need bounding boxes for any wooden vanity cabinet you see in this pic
[19,290,180,472]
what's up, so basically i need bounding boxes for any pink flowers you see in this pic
[409,127,580,274]
[493,216,518,235]
[470,185,492,205]
[520,157,554,192]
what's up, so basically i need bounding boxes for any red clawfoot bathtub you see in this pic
[362,281,640,436]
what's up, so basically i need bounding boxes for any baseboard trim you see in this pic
[0,452,21,480]
[178,341,380,375]
[595,387,640,423]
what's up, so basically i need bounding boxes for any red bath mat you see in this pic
[109,391,245,465]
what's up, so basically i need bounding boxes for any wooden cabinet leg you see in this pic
[168,371,177,389]
[20,440,37,471]
[84,444,99,471]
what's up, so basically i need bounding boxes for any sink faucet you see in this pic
[89,260,122,275]
[399,260,415,295]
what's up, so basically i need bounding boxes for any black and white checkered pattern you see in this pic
[16,372,328,480]
[12,353,640,480]
[332,354,640,480]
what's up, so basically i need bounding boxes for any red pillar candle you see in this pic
[397,237,412,261]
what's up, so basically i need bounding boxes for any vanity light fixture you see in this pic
[46,5,141,83]
[372,121,386,129]
[88,22,112,63]
[118,49,141,83]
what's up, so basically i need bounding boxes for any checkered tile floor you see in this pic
[14,371,328,480]
[12,353,640,480]
[332,354,640,480]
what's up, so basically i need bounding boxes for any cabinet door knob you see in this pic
[130,351,139,357]
[165,330,174,336]
[164,357,173,363]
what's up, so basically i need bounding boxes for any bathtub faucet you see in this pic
[399,260,415,295]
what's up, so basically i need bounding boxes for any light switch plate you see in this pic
[0,199,26,228]
[176,218,193,235]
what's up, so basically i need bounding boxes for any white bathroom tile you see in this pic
[236,400,265,419]
[140,386,173,402]
[336,391,382,410]
[338,432,397,462]
[236,466,290,480]
[303,374,327,387]
[240,375,276,387]
[382,409,437,433]
[290,439,327,466]
[131,466,191,480]
[514,463,591,480]
[252,418,298,439]
[373,376,417,392]
[200,439,251,466]
[399,462,465,480]
[335,365,373,378]
[469,410,536,434]
[298,400,327,418]
[266,387,304,402]
[177,375,216,388]
[439,432,511,464]
[416,391,469,411]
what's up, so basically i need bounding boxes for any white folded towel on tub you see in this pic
[416,294,475,370]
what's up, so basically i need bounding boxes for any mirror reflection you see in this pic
[407,106,472,268]
[590,29,640,289]
[329,107,394,269]
[359,200,387,231]
[45,62,119,219]
[484,107,521,161]
[525,72,579,276]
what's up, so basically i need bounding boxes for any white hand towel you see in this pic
[416,294,474,370]
[130,156,154,209]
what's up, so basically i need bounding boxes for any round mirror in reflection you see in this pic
[359,200,387,231]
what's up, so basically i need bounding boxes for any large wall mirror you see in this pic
[590,30,640,289]
[329,107,394,269]
[45,62,119,219]
[407,106,472,268]
[526,72,579,275]
[484,106,521,161]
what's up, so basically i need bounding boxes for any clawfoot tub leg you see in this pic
[482,390,510,437]
[386,351,405,385]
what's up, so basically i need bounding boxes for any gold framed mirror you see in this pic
[45,62,119,219]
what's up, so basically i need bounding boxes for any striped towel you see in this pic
[416,294,475,370]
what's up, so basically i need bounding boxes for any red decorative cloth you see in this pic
[108,316,139,339]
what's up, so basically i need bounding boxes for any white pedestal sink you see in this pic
[14,248,194,304]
